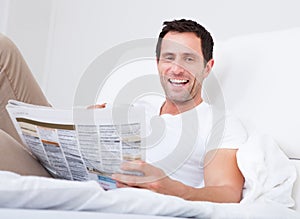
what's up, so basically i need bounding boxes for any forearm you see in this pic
[116,175,243,203]
[113,158,243,203]
[152,177,242,203]
[179,184,243,203]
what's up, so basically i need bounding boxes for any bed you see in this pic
[1,27,300,218]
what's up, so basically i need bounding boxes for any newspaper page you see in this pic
[6,100,145,190]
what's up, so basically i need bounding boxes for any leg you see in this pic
[0,33,50,143]
[0,129,51,177]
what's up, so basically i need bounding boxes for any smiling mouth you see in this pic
[168,78,189,86]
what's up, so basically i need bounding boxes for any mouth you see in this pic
[168,78,189,87]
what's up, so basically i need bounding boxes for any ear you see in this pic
[203,59,214,78]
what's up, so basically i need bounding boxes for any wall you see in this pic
[1,0,53,86]
[1,0,300,107]
[0,0,10,33]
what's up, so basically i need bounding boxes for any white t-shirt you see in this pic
[136,97,247,188]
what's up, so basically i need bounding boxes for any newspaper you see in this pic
[6,100,146,190]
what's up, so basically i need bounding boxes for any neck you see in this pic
[160,97,203,115]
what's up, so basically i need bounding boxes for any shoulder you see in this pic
[205,105,248,151]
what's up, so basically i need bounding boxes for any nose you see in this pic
[170,61,185,75]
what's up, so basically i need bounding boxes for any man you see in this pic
[111,19,247,203]
[0,19,247,203]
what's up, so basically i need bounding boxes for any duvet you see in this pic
[0,134,299,218]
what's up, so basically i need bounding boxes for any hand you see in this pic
[87,103,107,109]
[112,160,185,196]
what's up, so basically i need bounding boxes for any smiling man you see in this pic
[157,30,212,114]
[112,19,248,203]
[0,18,248,203]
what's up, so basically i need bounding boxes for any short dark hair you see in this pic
[156,19,214,63]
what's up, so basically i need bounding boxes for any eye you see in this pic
[161,54,175,62]
[165,55,174,61]
[185,56,195,62]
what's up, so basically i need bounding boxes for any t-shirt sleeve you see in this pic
[206,113,248,152]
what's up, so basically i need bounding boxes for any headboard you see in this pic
[204,27,300,211]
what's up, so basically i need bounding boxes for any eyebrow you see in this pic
[182,52,198,57]
[162,50,198,55]
[161,52,198,56]
[161,52,174,56]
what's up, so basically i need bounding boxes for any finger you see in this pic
[120,162,167,183]
[87,103,107,109]
[115,181,131,188]
[112,173,134,183]
[113,172,157,186]
[112,173,143,186]
[120,160,147,172]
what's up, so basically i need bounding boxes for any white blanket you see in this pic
[237,134,297,207]
[0,134,299,218]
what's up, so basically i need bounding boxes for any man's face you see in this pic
[157,31,210,105]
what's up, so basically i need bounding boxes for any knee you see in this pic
[0,33,12,46]
[0,33,17,56]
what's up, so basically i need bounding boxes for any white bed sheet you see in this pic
[0,202,299,219]
[0,208,178,219]
[0,134,299,218]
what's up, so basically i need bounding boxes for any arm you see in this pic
[184,148,244,202]
[112,148,244,203]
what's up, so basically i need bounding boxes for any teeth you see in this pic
[169,79,188,84]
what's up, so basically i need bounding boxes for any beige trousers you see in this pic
[0,33,51,176]
[0,33,51,143]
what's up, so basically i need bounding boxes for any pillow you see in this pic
[204,27,300,159]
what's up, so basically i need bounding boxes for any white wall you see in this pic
[0,0,10,33]
[2,0,53,86]
[2,0,300,107]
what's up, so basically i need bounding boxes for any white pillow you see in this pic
[204,28,300,159]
